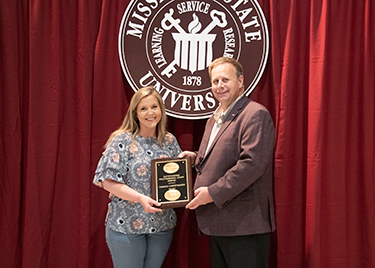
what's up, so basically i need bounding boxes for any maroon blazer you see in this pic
[194,96,276,236]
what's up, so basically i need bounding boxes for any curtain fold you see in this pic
[0,0,374,267]
[0,1,27,266]
[273,1,375,267]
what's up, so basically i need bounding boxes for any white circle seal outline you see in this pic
[119,0,269,120]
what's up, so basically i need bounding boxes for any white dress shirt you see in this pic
[205,94,244,156]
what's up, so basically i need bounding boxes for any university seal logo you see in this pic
[119,0,269,119]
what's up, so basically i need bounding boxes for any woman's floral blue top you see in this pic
[93,132,182,234]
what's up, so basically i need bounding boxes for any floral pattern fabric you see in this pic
[93,132,182,234]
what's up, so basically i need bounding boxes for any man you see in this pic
[179,57,276,268]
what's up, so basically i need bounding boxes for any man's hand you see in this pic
[186,187,213,210]
[178,151,196,167]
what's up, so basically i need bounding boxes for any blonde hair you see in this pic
[105,86,168,148]
[208,57,243,79]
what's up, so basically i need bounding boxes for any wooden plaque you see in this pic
[151,157,193,208]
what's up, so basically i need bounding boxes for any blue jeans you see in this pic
[105,225,174,268]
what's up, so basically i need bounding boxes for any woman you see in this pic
[93,86,181,268]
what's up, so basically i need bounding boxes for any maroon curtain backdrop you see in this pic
[1,1,374,268]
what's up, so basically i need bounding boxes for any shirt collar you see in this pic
[213,94,244,125]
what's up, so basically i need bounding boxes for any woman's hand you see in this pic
[139,195,163,213]
[102,179,162,213]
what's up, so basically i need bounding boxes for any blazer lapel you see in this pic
[201,116,215,155]
[204,96,250,159]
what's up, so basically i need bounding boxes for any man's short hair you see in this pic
[208,57,243,78]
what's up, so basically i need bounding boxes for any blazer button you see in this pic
[198,171,202,175]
